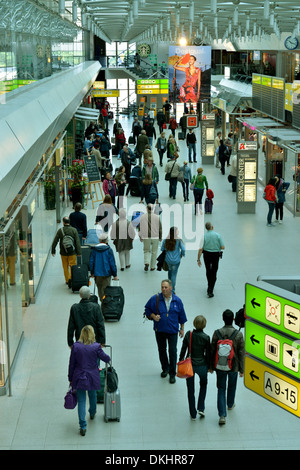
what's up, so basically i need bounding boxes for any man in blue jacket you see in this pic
[144,279,187,383]
[89,233,118,302]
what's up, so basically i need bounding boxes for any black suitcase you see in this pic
[205,198,213,214]
[112,145,118,156]
[128,135,134,144]
[81,245,91,269]
[102,283,124,321]
[71,256,89,292]
[178,132,185,140]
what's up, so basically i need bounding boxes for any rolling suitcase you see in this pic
[102,281,124,321]
[178,132,185,140]
[128,135,134,144]
[81,245,91,269]
[71,256,89,292]
[104,345,121,422]
[96,366,106,403]
[205,197,213,214]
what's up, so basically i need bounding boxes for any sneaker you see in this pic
[219,416,226,425]
[160,370,168,378]
[169,376,176,384]
[191,416,197,421]
[267,223,274,227]
[279,220,283,224]
[198,411,205,418]
[144,264,149,271]
[80,428,86,436]
[228,404,235,410]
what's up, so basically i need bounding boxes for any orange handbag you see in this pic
[176,331,194,379]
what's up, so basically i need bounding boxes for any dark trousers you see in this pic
[169,177,178,199]
[193,188,204,214]
[267,201,275,224]
[182,179,189,201]
[155,331,178,377]
[203,250,220,294]
[186,365,208,418]
[275,202,284,220]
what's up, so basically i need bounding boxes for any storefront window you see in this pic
[285,149,300,215]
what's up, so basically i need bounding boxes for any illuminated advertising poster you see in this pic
[168,46,211,105]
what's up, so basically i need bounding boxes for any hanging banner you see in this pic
[168,46,211,105]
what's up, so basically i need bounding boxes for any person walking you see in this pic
[69,203,87,246]
[165,153,181,200]
[155,132,167,167]
[115,166,127,209]
[144,279,187,384]
[211,309,245,425]
[217,140,229,175]
[161,227,185,294]
[68,325,111,436]
[139,203,162,271]
[229,154,237,192]
[51,216,81,287]
[156,108,166,134]
[110,208,135,271]
[136,130,149,165]
[264,177,277,227]
[67,286,106,348]
[179,315,211,420]
[274,174,290,224]
[186,129,197,163]
[180,161,192,202]
[191,167,208,215]
[214,131,221,168]
[89,233,118,302]
[197,222,225,298]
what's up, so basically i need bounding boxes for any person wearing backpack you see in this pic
[211,309,245,426]
[51,216,81,287]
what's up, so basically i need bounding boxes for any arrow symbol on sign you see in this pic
[251,298,260,308]
[250,370,259,381]
[250,335,260,345]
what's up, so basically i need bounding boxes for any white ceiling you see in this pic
[34,0,300,45]
[78,0,300,44]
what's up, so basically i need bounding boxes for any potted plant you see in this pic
[68,163,87,207]
[43,167,56,210]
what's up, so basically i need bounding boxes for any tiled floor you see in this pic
[1,115,300,450]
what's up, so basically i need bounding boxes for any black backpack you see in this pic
[235,306,245,330]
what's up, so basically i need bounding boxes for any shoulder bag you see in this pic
[176,331,194,379]
[165,160,176,181]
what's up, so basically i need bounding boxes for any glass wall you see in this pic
[285,149,300,216]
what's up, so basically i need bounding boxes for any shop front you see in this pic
[0,134,67,396]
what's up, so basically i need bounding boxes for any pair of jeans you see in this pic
[155,331,178,377]
[216,370,238,417]
[267,201,275,224]
[169,177,178,198]
[193,188,204,214]
[167,262,180,292]
[76,389,97,430]
[181,179,189,200]
[186,365,208,418]
[188,143,196,162]
[203,250,220,294]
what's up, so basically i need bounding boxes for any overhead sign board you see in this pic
[245,283,300,340]
[244,355,300,417]
[245,320,300,380]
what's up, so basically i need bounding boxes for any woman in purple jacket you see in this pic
[68,325,110,435]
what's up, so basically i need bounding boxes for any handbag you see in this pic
[64,385,77,409]
[165,160,176,181]
[162,122,167,129]
[177,170,184,183]
[176,331,194,379]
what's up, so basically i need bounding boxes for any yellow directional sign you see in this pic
[244,355,300,417]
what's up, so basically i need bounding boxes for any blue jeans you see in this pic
[76,389,97,430]
[186,365,208,418]
[188,143,196,162]
[267,201,275,224]
[167,262,180,292]
[216,370,238,417]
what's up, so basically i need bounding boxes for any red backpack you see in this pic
[214,329,238,371]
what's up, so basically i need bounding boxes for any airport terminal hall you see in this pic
[2,0,300,453]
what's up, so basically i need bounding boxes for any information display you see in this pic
[83,155,100,183]
[244,280,300,417]
[245,320,300,379]
[244,356,300,417]
[245,283,300,340]
[237,141,258,213]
